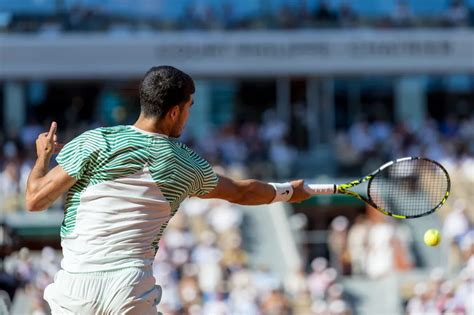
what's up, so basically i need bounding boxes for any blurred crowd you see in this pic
[154,198,352,315]
[335,113,474,177]
[326,197,473,275]
[334,109,474,270]
[0,118,54,213]
[1,246,60,315]
[0,106,298,213]
[333,110,474,313]
[403,233,474,315]
[189,109,297,181]
[1,0,473,33]
[326,213,414,278]
[1,198,353,315]
[0,85,473,314]
[323,203,473,314]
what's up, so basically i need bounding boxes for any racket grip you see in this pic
[304,184,337,195]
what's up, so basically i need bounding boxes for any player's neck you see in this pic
[133,115,170,136]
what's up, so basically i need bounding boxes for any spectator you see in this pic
[346,215,369,275]
[20,117,43,149]
[0,161,21,212]
[334,131,362,175]
[440,114,460,138]
[252,265,280,297]
[313,0,337,26]
[328,216,351,275]
[220,3,238,30]
[206,201,243,234]
[284,267,308,299]
[220,234,248,272]
[295,0,311,28]
[228,266,259,315]
[443,198,471,270]
[455,259,474,314]
[218,123,248,167]
[405,258,474,315]
[307,258,339,299]
[269,138,297,180]
[391,0,414,27]
[365,220,396,279]
[406,282,440,315]
[436,280,458,314]
[276,4,298,29]
[16,247,35,284]
[338,2,358,28]
[261,287,292,315]
[260,109,288,144]
[444,0,470,27]
[178,274,201,310]
[202,286,230,314]
[328,299,352,315]
[349,119,375,157]
[459,231,474,264]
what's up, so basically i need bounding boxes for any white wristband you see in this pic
[269,182,294,203]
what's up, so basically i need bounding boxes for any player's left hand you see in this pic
[36,121,63,159]
[289,179,312,203]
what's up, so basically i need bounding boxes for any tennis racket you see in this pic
[304,157,450,219]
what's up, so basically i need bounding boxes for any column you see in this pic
[306,77,320,150]
[395,76,427,128]
[321,78,335,143]
[276,77,291,127]
[3,82,26,138]
[348,81,361,126]
[187,80,211,139]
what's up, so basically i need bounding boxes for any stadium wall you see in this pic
[1,30,474,79]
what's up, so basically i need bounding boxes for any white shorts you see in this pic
[44,267,161,315]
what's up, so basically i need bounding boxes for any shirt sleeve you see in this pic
[193,157,219,196]
[56,130,101,180]
[180,144,219,196]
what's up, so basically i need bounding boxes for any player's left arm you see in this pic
[26,122,77,211]
[197,174,311,205]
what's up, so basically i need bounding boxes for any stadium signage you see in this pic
[0,30,472,78]
[155,40,451,59]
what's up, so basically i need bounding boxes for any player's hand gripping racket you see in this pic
[304,157,450,219]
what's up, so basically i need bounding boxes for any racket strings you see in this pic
[369,159,449,217]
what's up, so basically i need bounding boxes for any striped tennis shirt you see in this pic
[56,125,218,272]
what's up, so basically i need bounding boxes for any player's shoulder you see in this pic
[81,125,137,141]
[172,140,197,155]
[91,125,130,136]
[71,125,129,148]
[152,139,197,161]
[173,141,209,164]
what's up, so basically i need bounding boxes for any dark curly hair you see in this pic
[139,66,195,118]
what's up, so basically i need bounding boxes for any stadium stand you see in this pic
[0,0,473,33]
[1,105,473,314]
[1,1,473,314]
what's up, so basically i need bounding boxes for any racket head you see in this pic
[367,157,450,219]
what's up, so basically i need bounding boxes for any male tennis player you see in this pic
[26,65,311,314]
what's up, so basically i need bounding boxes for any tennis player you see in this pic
[26,65,311,314]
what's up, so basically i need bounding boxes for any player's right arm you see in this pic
[26,122,77,211]
[26,165,77,211]
[197,174,311,205]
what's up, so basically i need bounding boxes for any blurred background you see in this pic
[0,0,473,314]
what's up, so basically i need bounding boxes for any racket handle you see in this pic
[304,184,337,195]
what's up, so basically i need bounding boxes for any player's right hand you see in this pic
[36,121,62,159]
[289,179,312,203]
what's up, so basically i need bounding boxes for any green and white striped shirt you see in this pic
[56,125,218,272]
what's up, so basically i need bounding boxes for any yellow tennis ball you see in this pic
[424,229,441,246]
